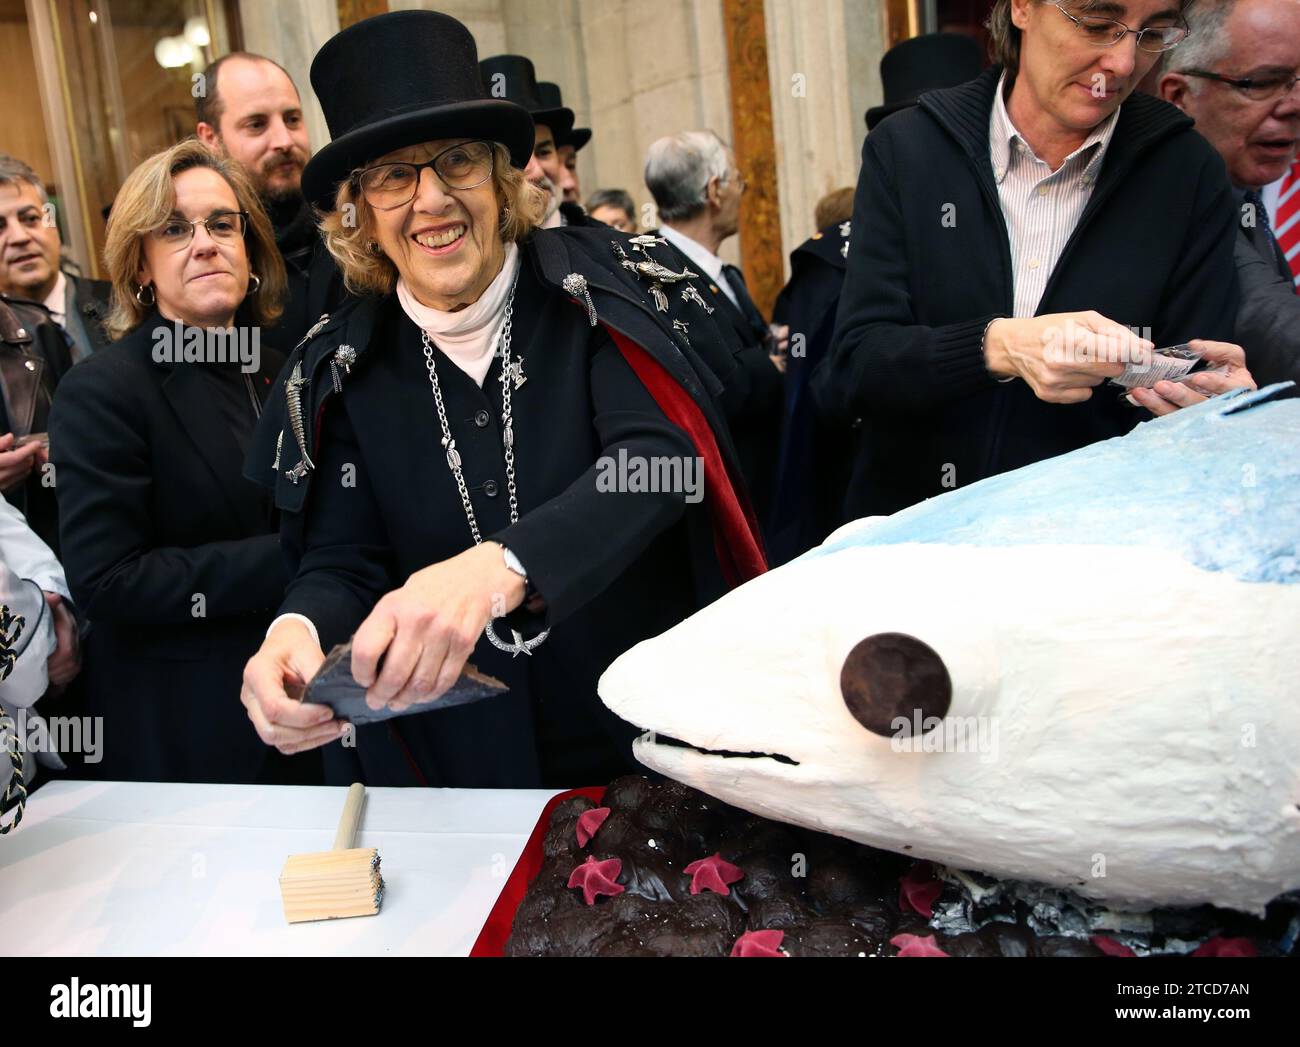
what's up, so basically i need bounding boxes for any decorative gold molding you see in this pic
[43,0,98,277]
[886,0,924,47]
[337,0,387,31]
[721,0,782,321]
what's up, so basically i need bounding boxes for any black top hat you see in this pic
[301,11,535,209]
[538,82,591,152]
[865,32,985,130]
[479,55,575,144]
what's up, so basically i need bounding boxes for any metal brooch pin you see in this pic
[840,221,852,238]
[613,239,698,287]
[562,273,599,326]
[628,234,668,253]
[295,313,331,352]
[632,257,698,285]
[681,284,715,315]
[284,360,315,476]
[672,319,690,343]
[611,241,638,274]
[504,359,527,390]
[330,344,357,393]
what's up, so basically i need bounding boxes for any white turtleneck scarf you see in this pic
[395,241,521,388]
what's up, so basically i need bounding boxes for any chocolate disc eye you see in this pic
[840,633,952,738]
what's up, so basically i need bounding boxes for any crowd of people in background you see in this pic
[1,0,1297,808]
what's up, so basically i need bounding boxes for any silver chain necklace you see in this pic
[420,275,548,657]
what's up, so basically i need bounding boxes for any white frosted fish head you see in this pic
[599,386,1300,914]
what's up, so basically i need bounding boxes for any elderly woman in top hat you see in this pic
[240,10,765,788]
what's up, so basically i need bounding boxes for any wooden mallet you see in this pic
[279,783,384,924]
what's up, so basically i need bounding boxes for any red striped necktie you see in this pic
[1277,158,1300,289]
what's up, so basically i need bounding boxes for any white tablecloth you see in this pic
[0,779,558,956]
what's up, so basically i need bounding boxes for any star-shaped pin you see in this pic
[567,855,625,906]
[683,853,744,896]
[890,933,950,957]
[730,929,787,957]
[575,807,611,848]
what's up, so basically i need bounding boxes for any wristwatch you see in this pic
[499,544,536,600]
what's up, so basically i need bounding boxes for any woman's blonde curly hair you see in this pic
[103,138,285,340]
[319,142,546,296]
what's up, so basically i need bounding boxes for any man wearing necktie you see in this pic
[646,130,786,524]
[1160,0,1300,386]
[720,262,771,344]
[1274,158,1300,287]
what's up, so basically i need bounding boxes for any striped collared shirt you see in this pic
[989,72,1119,318]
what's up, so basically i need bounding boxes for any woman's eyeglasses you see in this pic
[1183,70,1300,103]
[1048,2,1190,53]
[356,141,495,210]
[152,211,249,250]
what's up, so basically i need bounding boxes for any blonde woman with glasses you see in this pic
[47,139,311,784]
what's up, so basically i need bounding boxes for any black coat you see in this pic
[270,196,347,350]
[65,274,112,359]
[1232,187,1300,388]
[48,316,290,783]
[815,68,1238,520]
[248,226,761,788]
[702,271,783,526]
[769,221,856,563]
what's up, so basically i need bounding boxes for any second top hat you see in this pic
[865,32,985,130]
[479,55,575,144]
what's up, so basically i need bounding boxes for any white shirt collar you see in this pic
[42,270,68,327]
[989,71,1118,184]
[658,224,738,306]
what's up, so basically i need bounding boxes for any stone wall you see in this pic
[238,0,339,154]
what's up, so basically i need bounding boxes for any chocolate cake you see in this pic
[504,776,1294,957]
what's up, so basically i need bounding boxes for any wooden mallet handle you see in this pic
[333,782,365,851]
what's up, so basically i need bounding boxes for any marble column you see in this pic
[238,0,340,149]
[572,0,736,256]
[388,0,507,54]
[764,0,887,273]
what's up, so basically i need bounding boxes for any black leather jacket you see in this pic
[0,294,72,551]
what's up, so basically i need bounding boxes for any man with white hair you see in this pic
[1159,0,1300,386]
[645,130,785,523]
[646,132,768,345]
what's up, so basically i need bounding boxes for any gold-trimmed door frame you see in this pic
[721,0,782,321]
[337,0,386,30]
[25,0,95,277]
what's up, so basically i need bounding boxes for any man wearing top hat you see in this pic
[479,55,582,227]
[240,10,768,788]
[538,81,591,207]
